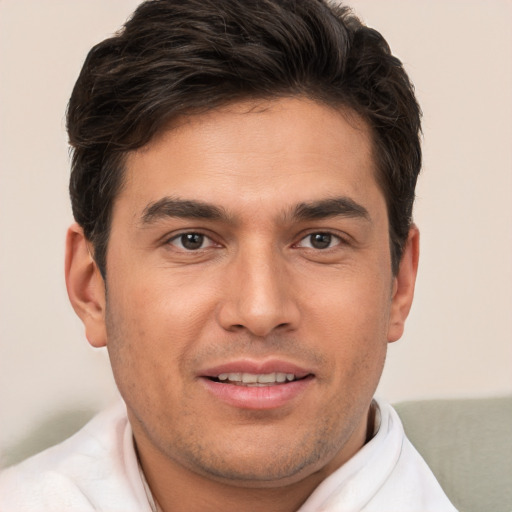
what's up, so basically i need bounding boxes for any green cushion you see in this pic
[1,408,96,469]
[395,396,512,512]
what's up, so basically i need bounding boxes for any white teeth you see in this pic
[257,373,276,383]
[216,372,297,385]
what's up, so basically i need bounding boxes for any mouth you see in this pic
[199,362,314,409]
[207,372,308,386]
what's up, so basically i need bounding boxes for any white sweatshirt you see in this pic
[0,398,457,511]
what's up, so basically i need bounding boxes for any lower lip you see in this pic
[200,377,313,410]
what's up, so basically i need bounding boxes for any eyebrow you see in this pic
[292,197,370,222]
[141,197,228,224]
[140,195,370,226]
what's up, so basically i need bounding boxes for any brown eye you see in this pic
[297,232,340,250]
[181,233,204,250]
[169,232,210,250]
[310,233,332,249]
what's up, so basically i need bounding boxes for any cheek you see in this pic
[104,264,227,406]
[305,265,392,334]
[104,276,193,388]
[109,266,214,337]
[301,266,391,381]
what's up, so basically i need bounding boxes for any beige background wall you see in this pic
[1,0,511,461]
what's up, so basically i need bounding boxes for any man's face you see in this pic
[97,97,408,486]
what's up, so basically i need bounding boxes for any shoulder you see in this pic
[0,402,149,511]
[364,399,458,512]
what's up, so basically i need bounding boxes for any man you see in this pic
[0,0,456,510]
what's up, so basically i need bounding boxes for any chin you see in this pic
[166,423,342,488]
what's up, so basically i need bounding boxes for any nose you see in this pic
[216,246,300,337]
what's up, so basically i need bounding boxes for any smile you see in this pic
[212,372,299,386]
[200,362,314,409]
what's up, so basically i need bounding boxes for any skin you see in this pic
[66,97,419,512]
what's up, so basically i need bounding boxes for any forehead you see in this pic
[119,97,382,220]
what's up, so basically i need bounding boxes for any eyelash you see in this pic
[167,232,218,251]
[294,232,345,250]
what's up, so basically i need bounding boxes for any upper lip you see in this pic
[199,359,313,379]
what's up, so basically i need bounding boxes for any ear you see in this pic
[65,223,107,348]
[387,225,420,343]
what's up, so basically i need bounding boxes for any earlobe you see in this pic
[387,225,420,343]
[65,223,107,348]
